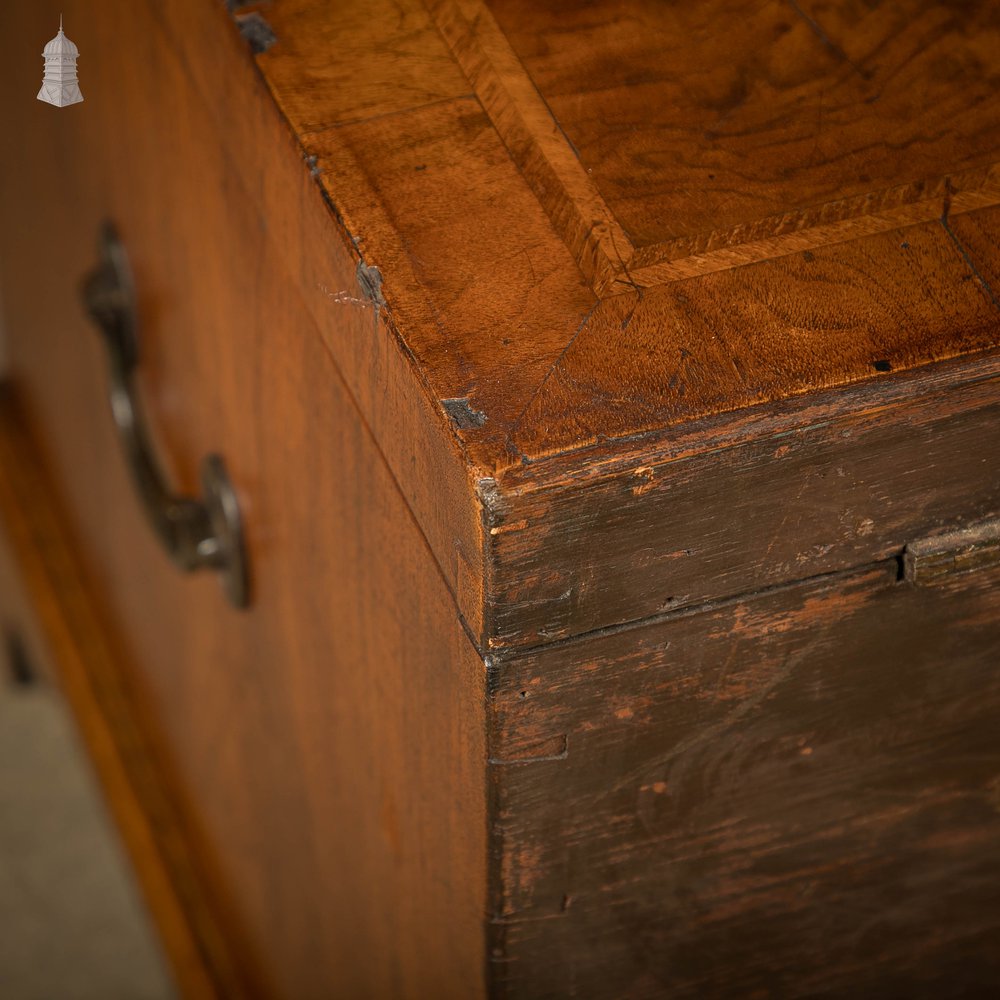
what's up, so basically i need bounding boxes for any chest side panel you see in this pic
[488,557,1000,997]
[0,2,488,995]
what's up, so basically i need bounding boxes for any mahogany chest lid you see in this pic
[251,0,1000,469]
[237,0,1000,649]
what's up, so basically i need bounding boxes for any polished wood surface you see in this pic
[254,0,1000,475]
[487,0,1000,254]
[0,2,487,996]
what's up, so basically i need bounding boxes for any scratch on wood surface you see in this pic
[317,283,369,307]
[940,210,1000,309]
[506,301,599,438]
[489,733,568,764]
[786,0,869,79]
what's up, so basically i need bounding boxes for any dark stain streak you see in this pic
[786,0,869,80]
[940,209,1000,310]
[533,82,584,163]
[667,346,693,396]
[605,224,644,330]
[608,224,642,298]
[806,92,824,169]
[356,260,386,307]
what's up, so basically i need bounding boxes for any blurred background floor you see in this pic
[0,646,175,1000]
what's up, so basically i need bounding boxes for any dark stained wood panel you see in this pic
[485,358,1000,648]
[488,559,1000,997]
[486,0,1000,254]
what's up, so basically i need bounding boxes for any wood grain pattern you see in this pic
[503,213,1000,463]
[238,0,1000,482]
[254,0,471,132]
[3,2,1000,995]
[425,0,633,293]
[483,359,1000,648]
[303,96,597,461]
[481,0,1000,284]
[488,559,1000,997]
[0,386,247,1000]
[0,2,488,996]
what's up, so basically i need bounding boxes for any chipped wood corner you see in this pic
[904,515,1000,586]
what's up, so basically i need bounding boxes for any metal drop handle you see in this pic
[81,222,248,608]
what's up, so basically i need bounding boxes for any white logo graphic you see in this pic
[37,16,83,108]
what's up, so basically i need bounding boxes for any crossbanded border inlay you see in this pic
[426,0,1000,299]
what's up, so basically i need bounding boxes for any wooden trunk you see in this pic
[1,1,998,997]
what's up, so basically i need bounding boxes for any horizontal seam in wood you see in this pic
[487,558,901,664]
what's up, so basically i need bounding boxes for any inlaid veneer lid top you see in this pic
[248,0,1000,477]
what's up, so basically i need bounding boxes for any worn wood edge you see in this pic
[0,385,265,1000]
[904,514,1000,586]
[477,349,1000,651]
[149,0,492,643]
[497,345,1000,496]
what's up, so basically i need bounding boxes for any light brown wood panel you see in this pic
[148,0,487,635]
[506,215,1000,463]
[304,95,597,460]
[0,2,488,996]
[231,0,1000,486]
[254,0,471,132]
[484,0,1000,259]
[0,388,246,999]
